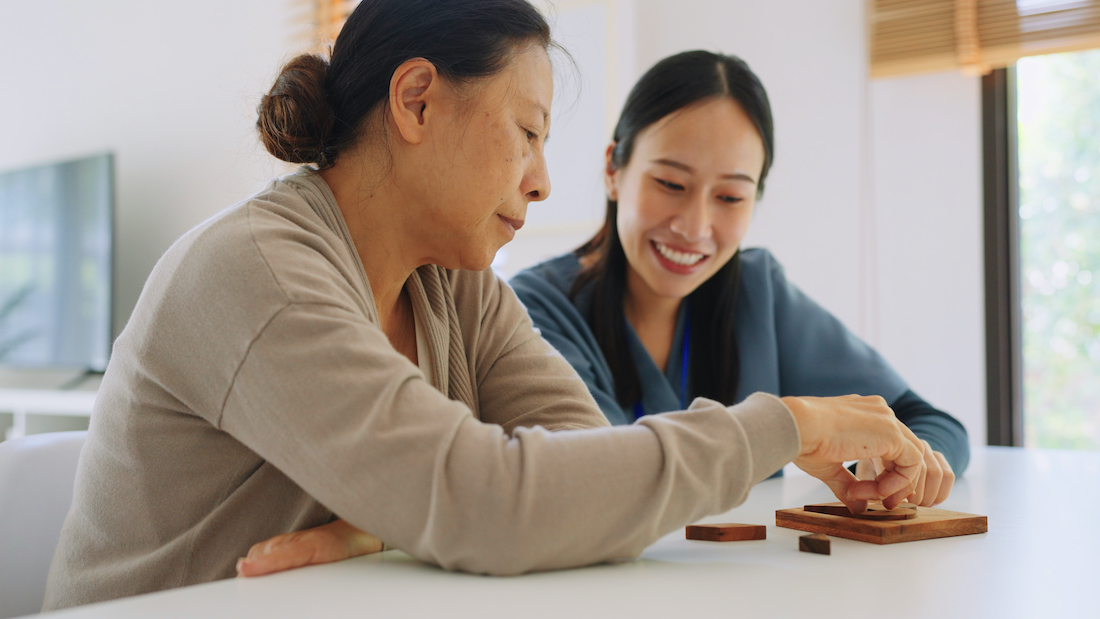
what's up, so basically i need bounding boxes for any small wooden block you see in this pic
[799,533,831,555]
[685,523,767,542]
[803,501,917,521]
[776,503,987,544]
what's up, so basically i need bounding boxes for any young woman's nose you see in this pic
[670,192,711,241]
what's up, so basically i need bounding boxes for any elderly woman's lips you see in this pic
[498,215,525,231]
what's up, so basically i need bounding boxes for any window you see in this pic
[1016,49,1100,449]
[984,49,1100,449]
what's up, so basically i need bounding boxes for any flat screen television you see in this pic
[0,153,114,372]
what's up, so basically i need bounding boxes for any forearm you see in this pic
[221,299,800,576]
[388,394,797,574]
[227,370,797,575]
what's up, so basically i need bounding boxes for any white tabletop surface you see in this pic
[37,446,1100,619]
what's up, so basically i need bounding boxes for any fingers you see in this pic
[907,443,955,507]
[854,459,876,481]
[845,479,880,506]
[881,484,914,510]
[884,419,925,472]
[908,441,932,506]
[873,464,916,500]
[785,394,931,507]
[236,521,385,578]
[874,421,925,503]
[811,462,869,514]
[237,532,316,577]
[931,450,954,506]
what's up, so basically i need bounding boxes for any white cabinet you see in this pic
[0,389,96,440]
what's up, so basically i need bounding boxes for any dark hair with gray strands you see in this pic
[257,0,555,169]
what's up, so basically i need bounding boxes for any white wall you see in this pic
[871,72,985,443]
[0,0,987,444]
[0,0,297,337]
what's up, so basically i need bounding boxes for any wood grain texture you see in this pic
[799,533,831,555]
[803,502,917,520]
[776,502,987,544]
[686,523,767,542]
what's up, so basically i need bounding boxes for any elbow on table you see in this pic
[418,519,646,576]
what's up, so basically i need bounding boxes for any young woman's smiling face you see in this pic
[607,96,766,304]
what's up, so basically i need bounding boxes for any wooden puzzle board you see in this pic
[776,502,987,544]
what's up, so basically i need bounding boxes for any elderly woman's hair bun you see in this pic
[256,54,335,167]
[256,0,556,168]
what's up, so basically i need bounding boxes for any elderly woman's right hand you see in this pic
[781,394,928,514]
[856,440,955,508]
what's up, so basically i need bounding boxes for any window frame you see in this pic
[982,67,1024,447]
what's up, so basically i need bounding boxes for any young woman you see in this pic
[509,50,969,485]
[44,2,934,608]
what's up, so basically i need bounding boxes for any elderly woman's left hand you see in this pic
[236,519,384,577]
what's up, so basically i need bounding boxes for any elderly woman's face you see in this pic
[608,97,766,303]
[405,45,553,272]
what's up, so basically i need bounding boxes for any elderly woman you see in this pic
[44,0,929,609]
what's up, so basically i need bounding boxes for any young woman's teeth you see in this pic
[654,241,705,266]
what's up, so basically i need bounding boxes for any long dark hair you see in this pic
[256,0,554,168]
[573,51,776,409]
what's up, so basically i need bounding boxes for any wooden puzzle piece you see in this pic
[776,503,987,544]
[685,523,767,542]
[803,501,917,521]
[799,533,830,555]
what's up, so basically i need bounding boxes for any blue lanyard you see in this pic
[633,309,691,420]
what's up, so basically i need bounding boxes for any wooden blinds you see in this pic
[297,0,359,52]
[870,0,1100,77]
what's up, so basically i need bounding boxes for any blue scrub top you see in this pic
[510,248,910,426]
[510,247,970,475]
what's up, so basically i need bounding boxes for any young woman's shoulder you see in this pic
[508,252,583,298]
[737,246,792,296]
[738,246,783,277]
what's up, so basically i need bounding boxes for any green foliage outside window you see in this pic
[1017,49,1100,450]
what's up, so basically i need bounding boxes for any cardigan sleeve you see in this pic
[218,291,800,576]
[461,269,612,433]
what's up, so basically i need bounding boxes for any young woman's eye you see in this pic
[718,195,744,204]
[655,178,684,191]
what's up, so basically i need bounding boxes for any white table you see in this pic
[36,447,1100,619]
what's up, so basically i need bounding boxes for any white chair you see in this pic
[0,431,86,619]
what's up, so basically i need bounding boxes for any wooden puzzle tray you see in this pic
[776,502,987,544]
